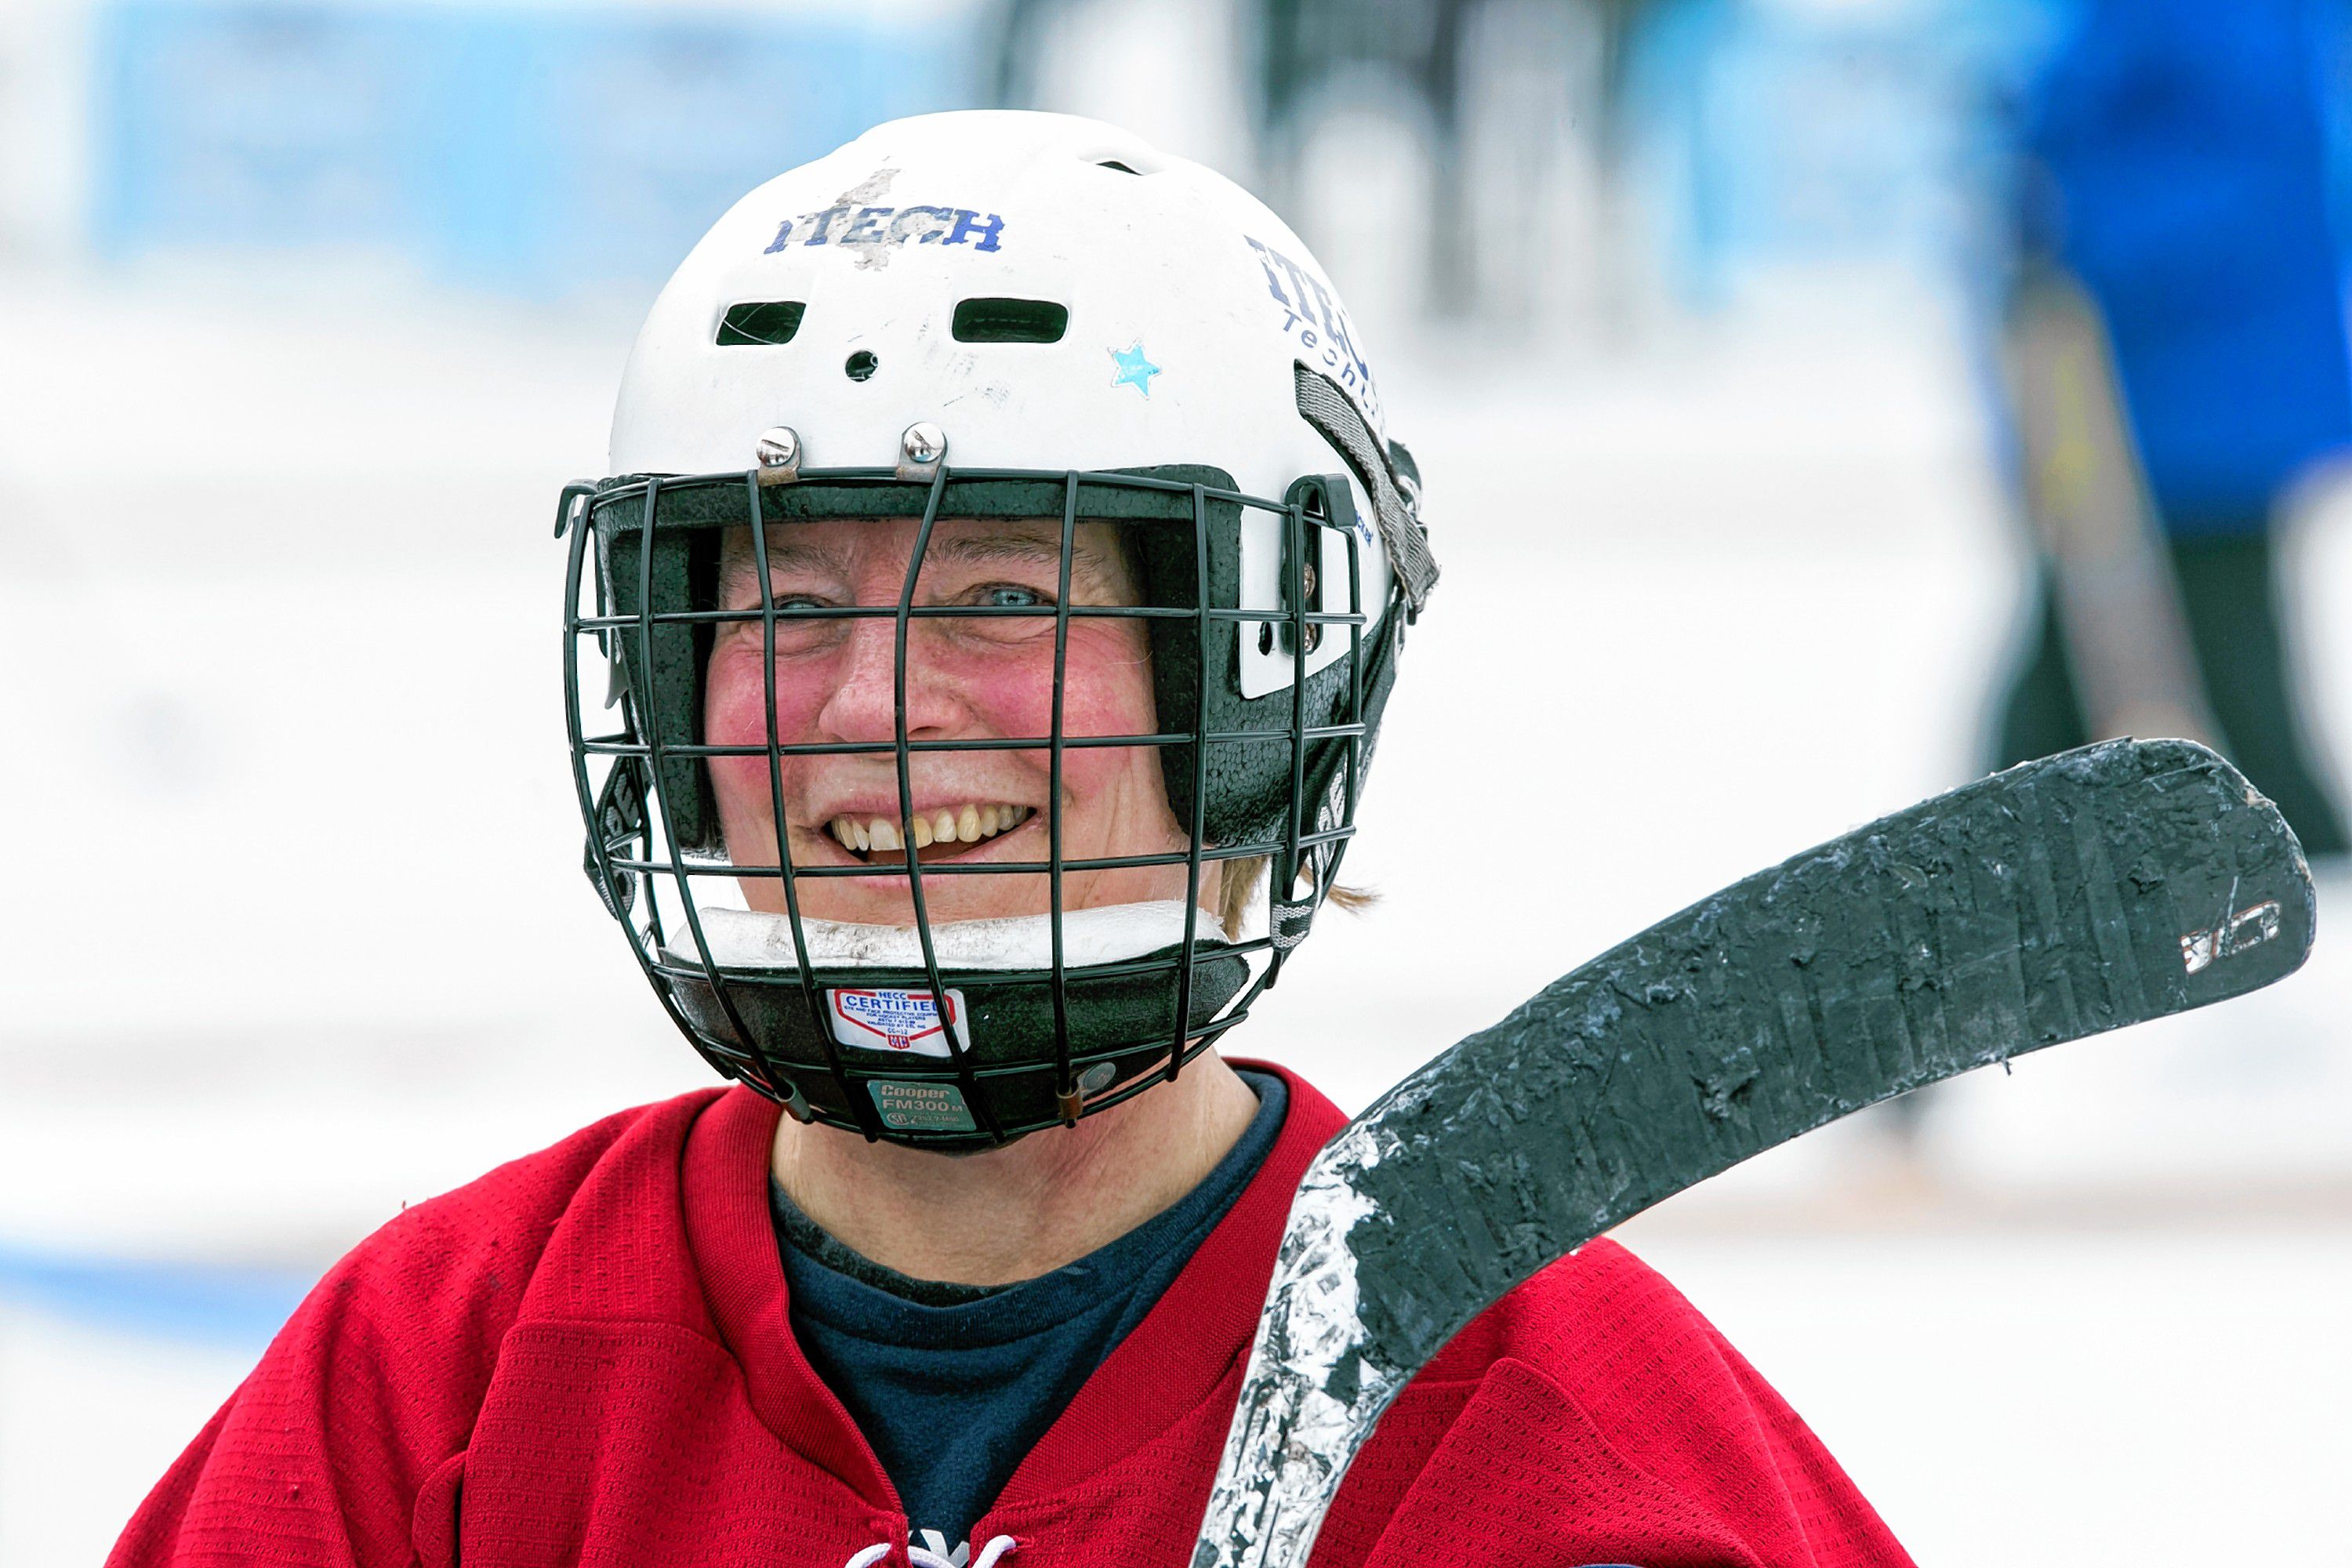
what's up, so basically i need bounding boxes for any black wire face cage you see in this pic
[557,459,1408,1149]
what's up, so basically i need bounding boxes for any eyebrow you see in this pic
[920,532,1116,578]
[731,535,852,581]
[722,525,1120,590]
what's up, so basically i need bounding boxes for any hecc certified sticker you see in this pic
[827,988,968,1058]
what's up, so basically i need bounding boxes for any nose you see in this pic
[812,612,960,747]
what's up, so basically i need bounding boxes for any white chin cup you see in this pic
[666,899,1233,971]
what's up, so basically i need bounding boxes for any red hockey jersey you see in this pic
[111,1068,1912,1568]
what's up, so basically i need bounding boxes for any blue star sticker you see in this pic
[1108,340,1161,397]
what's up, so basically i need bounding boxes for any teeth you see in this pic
[824,804,1033,856]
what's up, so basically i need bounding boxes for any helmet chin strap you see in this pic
[666,899,1243,972]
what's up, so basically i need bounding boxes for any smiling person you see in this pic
[701,513,1191,931]
[111,114,1910,1568]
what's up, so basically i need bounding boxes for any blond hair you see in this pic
[1214,855,1374,938]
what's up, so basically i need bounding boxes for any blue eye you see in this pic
[978,585,1046,609]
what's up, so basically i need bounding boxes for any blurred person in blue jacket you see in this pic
[1991,0,2350,859]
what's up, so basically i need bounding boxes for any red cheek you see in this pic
[699,628,1159,795]
[952,648,1157,774]
[978,636,1163,810]
[704,646,779,746]
[702,644,827,807]
[1064,641,1162,747]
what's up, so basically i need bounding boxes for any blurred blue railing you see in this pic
[90,0,986,295]
[0,1240,314,1348]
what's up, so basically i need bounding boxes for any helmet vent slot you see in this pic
[717,301,806,346]
[1094,159,1142,175]
[952,297,1070,344]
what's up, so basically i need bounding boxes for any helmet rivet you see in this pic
[901,421,947,467]
[1077,1061,1116,1094]
[754,426,801,472]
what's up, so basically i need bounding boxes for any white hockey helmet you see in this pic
[561,111,1436,1145]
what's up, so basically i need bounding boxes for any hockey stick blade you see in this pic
[1195,738,2314,1568]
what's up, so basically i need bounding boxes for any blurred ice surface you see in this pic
[0,275,701,1261]
[3,271,2347,1563]
[0,1306,260,1566]
[1626,1229,2352,1563]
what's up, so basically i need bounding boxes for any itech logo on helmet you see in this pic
[1243,234,1382,428]
[827,987,969,1058]
[764,205,1005,254]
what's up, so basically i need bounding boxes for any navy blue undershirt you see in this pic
[771,1071,1287,1550]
